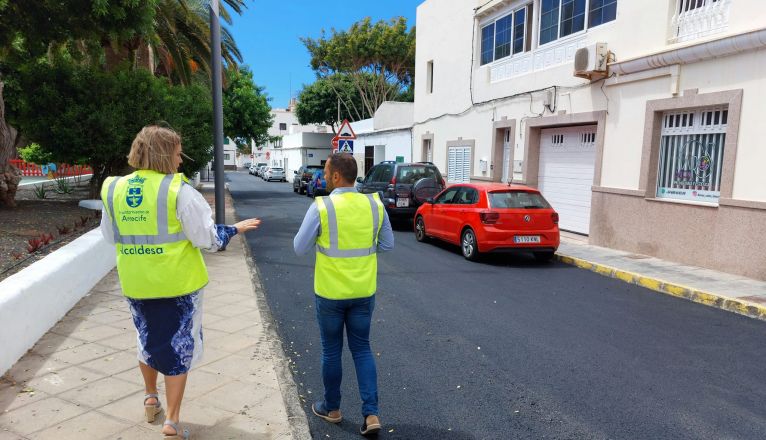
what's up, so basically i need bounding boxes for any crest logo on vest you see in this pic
[126,175,146,208]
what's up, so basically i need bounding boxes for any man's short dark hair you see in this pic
[327,153,358,183]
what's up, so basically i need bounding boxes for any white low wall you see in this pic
[0,229,115,375]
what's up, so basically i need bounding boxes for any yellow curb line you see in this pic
[555,254,766,322]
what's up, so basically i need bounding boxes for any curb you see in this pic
[555,254,766,322]
[226,190,313,440]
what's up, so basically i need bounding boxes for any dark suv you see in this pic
[357,162,445,219]
[293,165,323,195]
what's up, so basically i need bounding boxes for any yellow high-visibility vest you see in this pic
[100,170,208,299]
[314,192,384,299]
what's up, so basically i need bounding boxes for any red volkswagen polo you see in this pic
[413,183,560,261]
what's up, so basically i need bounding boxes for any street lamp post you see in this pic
[209,0,225,224]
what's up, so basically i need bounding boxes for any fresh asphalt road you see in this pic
[228,171,766,440]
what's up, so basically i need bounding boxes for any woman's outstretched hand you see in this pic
[233,218,261,234]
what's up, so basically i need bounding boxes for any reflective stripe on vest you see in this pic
[106,174,187,245]
[316,193,380,258]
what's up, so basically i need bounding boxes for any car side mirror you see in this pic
[356,177,363,183]
[426,198,434,204]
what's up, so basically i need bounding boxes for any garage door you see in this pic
[538,126,597,235]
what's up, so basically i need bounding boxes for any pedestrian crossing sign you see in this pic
[338,139,354,153]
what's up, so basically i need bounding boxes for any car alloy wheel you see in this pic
[461,229,479,261]
[415,217,427,242]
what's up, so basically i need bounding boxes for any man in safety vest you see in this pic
[294,153,394,436]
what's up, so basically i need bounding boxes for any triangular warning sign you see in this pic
[335,119,356,139]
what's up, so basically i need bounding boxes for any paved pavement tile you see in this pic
[0,227,301,439]
[24,366,106,396]
[0,397,88,436]
[0,383,51,413]
[0,429,26,440]
[80,351,139,377]
[30,410,133,440]
[112,424,159,440]
[1,355,69,384]
[59,376,138,408]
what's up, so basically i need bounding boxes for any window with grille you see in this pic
[670,0,730,43]
[656,107,728,204]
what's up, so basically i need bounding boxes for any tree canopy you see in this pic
[301,17,415,118]
[295,74,372,130]
[0,0,158,58]
[223,66,274,151]
[0,0,254,206]
[13,60,213,194]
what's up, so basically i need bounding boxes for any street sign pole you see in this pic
[210,0,225,224]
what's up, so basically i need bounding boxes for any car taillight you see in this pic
[480,211,500,225]
[391,176,396,185]
[552,212,559,225]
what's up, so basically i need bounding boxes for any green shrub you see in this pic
[18,143,53,165]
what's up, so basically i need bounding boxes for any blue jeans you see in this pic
[315,294,378,417]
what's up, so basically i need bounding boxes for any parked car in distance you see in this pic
[293,165,323,194]
[414,183,560,262]
[257,165,268,178]
[242,162,252,169]
[248,164,258,175]
[265,167,286,182]
[307,170,327,198]
[250,162,266,175]
[357,161,445,219]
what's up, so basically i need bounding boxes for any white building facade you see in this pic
[277,132,334,179]
[414,0,766,280]
[352,102,415,177]
[254,101,330,168]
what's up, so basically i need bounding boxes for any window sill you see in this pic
[537,28,588,50]
[645,197,719,209]
[482,50,532,69]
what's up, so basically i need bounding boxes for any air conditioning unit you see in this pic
[574,43,609,80]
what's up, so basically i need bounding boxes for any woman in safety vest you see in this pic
[99,125,260,439]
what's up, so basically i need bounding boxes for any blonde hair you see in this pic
[127,125,181,174]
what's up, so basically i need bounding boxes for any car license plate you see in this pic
[396,198,410,208]
[514,236,541,244]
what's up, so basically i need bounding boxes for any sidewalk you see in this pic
[556,235,766,321]
[0,190,307,439]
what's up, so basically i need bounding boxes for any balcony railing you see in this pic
[670,0,731,44]
[489,34,587,83]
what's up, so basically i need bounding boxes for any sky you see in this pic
[229,0,423,109]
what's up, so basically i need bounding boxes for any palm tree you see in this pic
[102,0,245,85]
[151,0,245,85]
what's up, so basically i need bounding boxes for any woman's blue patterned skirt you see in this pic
[126,291,203,376]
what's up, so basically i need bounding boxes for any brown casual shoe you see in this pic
[360,415,381,436]
[312,401,342,424]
